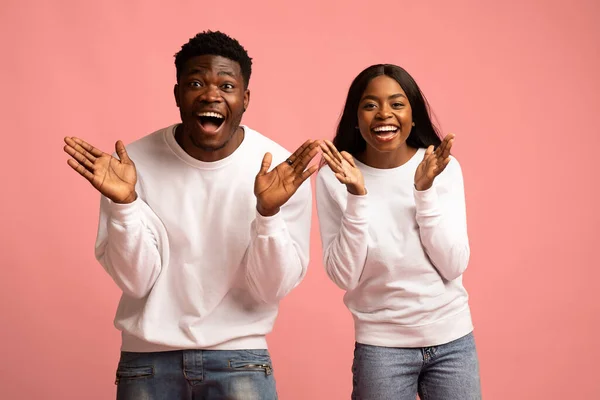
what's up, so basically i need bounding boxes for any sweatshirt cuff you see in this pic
[254,209,287,236]
[413,185,440,214]
[107,196,141,225]
[345,192,369,221]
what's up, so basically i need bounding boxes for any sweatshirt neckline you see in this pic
[163,124,250,170]
[354,148,425,176]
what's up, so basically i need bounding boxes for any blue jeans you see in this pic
[352,332,481,400]
[115,349,277,400]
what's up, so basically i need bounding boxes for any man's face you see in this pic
[174,55,249,152]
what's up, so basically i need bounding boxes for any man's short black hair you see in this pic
[174,30,252,88]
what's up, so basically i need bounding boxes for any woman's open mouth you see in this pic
[371,125,399,142]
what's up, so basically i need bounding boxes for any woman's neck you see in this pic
[358,144,418,169]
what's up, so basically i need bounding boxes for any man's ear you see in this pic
[174,84,180,108]
[243,89,250,111]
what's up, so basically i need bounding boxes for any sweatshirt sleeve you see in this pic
[414,157,470,281]
[316,169,369,291]
[94,194,169,299]
[243,180,312,304]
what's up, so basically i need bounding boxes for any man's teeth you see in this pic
[197,112,224,119]
[373,126,398,132]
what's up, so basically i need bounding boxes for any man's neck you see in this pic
[175,125,245,162]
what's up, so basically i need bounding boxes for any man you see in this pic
[63,31,318,399]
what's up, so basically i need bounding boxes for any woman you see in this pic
[316,64,481,400]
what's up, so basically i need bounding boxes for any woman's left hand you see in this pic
[414,133,455,191]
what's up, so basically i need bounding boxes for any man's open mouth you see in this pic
[196,111,225,133]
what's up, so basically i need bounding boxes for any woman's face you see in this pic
[357,75,413,154]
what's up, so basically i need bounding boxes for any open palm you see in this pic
[414,133,454,191]
[63,137,137,204]
[320,140,366,196]
[254,140,320,216]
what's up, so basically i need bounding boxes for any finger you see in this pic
[437,134,454,158]
[434,138,447,158]
[423,152,436,168]
[294,143,320,174]
[422,147,437,170]
[293,140,321,170]
[288,140,313,165]
[322,152,343,174]
[441,137,454,160]
[258,152,272,175]
[68,137,104,158]
[423,145,434,160]
[421,156,433,173]
[115,140,132,163]
[427,151,438,163]
[435,157,452,175]
[427,158,438,177]
[64,145,95,171]
[437,134,452,152]
[340,151,357,168]
[65,137,97,163]
[324,140,344,164]
[297,164,318,184]
[320,144,343,171]
[319,142,343,170]
[67,158,95,182]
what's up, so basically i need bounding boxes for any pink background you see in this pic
[1,0,599,398]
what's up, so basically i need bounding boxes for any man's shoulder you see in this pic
[119,125,176,166]
[243,126,292,160]
[126,125,172,152]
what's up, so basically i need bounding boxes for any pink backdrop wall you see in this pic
[1,0,599,398]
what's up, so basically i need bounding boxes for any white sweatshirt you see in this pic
[316,148,473,347]
[95,124,312,352]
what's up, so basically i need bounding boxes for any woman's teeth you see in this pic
[372,126,399,141]
[373,125,398,133]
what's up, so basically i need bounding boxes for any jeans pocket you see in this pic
[115,365,154,385]
[228,355,273,377]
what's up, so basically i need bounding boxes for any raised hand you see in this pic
[63,137,137,204]
[254,140,321,216]
[414,133,455,191]
[320,140,366,196]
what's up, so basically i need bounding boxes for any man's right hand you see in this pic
[64,137,137,204]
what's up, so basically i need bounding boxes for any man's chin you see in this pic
[190,133,229,152]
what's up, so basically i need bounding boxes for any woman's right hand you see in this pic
[320,140,366,196]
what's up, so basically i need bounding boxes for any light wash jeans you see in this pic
[115,349,277,400]
[352,332,481,400]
